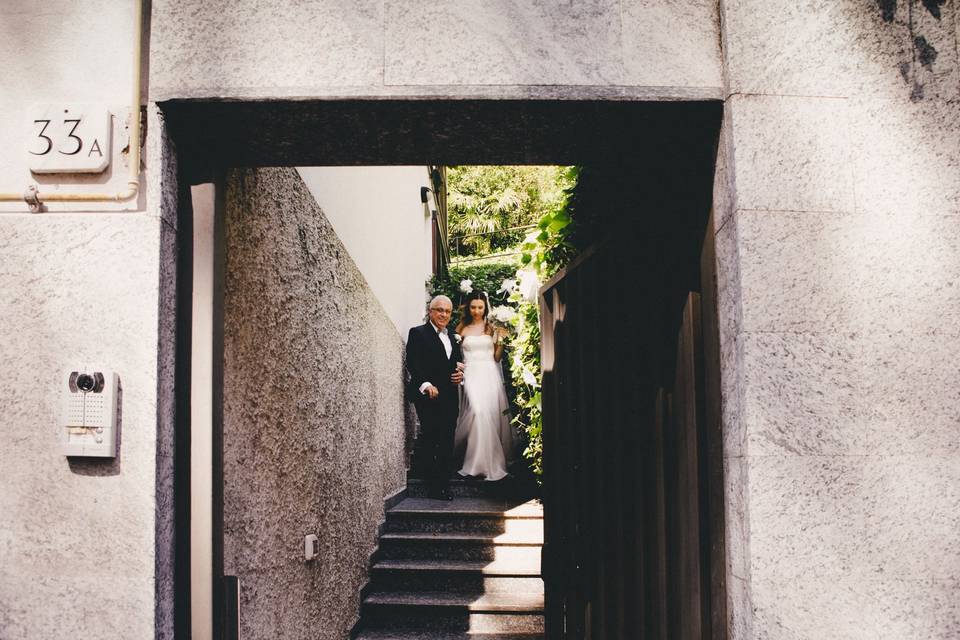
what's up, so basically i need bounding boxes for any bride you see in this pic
[454,290,514,481]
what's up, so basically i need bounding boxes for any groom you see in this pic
[406,295,464,500]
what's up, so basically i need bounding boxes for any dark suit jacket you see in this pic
[405,322,463,418]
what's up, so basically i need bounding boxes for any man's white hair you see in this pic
[429,294,452,309]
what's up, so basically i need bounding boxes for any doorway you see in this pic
[163,98,724,640]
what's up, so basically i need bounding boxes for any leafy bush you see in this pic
[428,262,519,327]
[448,166,578,258]
[428,166,581,482]
[506,166,580,480]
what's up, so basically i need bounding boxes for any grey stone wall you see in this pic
[149,0,723,101]
[222,168,408,640]
[716,2,960,638]
[0,105,177,639]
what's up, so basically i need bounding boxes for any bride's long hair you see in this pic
[456,290,494,336]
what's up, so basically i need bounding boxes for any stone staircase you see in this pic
[353,478,544,639]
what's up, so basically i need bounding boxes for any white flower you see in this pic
[497,278,517,295]
[453,333,462,343]
[517,269,541,303]
[459,279,473,294]
[522,367,538,387]
[490,305,517,323]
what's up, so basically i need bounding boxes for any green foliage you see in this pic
[507,166,580,480]
[428,261,519,327]
[428,166,581,483]
[448,166,578,258]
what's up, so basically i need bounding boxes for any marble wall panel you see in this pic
[910,0,960,101]
[850,98,960,216]
[748,454,960,585]
[726,574,755,640]
[384,0,623,86]
[736,210,960,334]
[713,104,738,233]
[750,570,950,640]
[722,0,958,100]
[720,330,746,460]
[724,456,751,581]
[715,208,741,351]
[728,95,855,213]
[742,332,960,458]
[150,0,383,98]
[620,0,723,89]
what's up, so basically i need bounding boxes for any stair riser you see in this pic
[385,515,543,535]
[379,540,541,563]
[370,571,543,594]
[360,606,544,633]
[405,484,500,499]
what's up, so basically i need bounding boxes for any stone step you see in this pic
[406,478,522,499]
[359,592,544,634]
[356,631,541,640]
[355,631,542,640]
[385,498,543,535]
[378,530,543,562]
[370,558,543,594]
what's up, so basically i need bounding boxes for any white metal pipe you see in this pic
[0,0,143,207]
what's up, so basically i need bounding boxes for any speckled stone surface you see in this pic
[0,215,163,639]
[728,94,855,213]
[723,457,751,581]
[746,454,960,638]
[150,0,384,96]
[850,98,960,216]
[723,0,958,100]
[150,0,723,99]
[385,0,623,86]
[222,168,407,640]
[736,210,960,334]
[725,574,754,640]
[719,4,960,637]
[719,328,745,460]
[713,104,738,233]
[714,203,741,356]
[621,0,722,88]
[742,331,960,457]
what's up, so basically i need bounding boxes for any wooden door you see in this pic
[539,217,724,639]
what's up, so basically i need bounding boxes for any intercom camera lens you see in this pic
[76,373,96,392]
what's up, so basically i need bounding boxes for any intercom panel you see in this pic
[62,367,119,457]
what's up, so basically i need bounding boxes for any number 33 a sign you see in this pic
[27,105,111,174]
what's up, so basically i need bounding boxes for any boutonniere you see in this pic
[453,333,462,344]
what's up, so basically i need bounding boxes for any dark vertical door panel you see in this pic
[540,232,724,640]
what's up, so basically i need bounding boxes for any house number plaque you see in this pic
[27,105,111,174]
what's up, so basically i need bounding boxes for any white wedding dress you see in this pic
[454,334,514,481]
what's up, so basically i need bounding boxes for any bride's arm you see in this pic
[492,327,505,362]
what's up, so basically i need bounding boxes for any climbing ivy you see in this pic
[506,166,580,480]
[427,166,581,482]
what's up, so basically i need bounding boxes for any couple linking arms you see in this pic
[406,292,514,500]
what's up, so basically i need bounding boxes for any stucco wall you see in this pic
[716,1,960,638]
[222,167,408,640]
[0,1,177,636]
[297,166,433,336]
[0,0,145,212]
[149,0,724,101]
[0,110,176,639]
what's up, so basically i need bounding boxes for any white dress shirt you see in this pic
[419,322,451,394]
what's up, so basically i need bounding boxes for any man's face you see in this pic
[429,300,453,331]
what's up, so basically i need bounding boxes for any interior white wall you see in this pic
[297,167,434,336]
